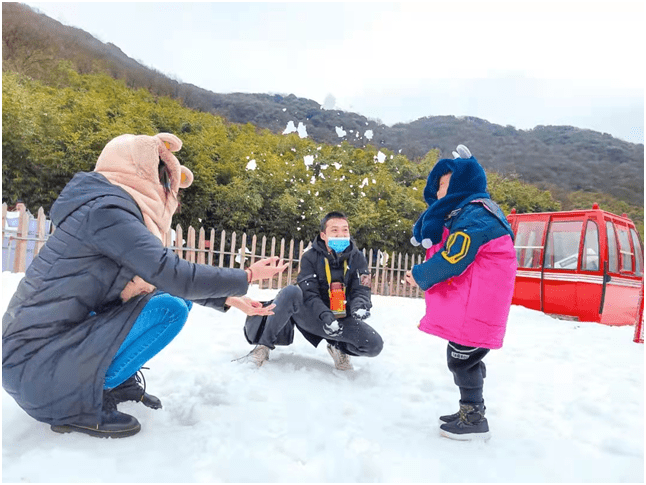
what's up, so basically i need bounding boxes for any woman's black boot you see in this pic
[50,391,141,438]
[109,371,162,409]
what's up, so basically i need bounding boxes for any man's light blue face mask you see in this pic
[327,237,350,253]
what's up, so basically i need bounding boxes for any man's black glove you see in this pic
[321,312,343,337]
[351,306,371,320]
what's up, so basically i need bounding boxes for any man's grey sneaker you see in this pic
[327,343,353,371]
[250,344,271,367]
[438,402,486,425]
[50,391,141,439]
[439,402,490,441]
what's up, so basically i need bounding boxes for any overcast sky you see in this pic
[24,1,645,144]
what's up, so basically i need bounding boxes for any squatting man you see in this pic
[243,211,384,370]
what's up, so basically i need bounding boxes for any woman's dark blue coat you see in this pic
[2,172,249,426]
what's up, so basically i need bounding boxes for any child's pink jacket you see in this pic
[418,225,517,350]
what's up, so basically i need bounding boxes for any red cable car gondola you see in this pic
[507,204,644,326]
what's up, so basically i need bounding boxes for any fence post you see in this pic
[229,232,237,269]
[34,207,47,258]
[395,253,403,296]
[186,226,196,263]
[239,232,247,269]
[277,238,285,288]
[175,225,184,259]
[250,235,257,266]
[386,251,395,296]
[366,248,373,292]
[13,203,29,273]
[259,236,267,289]
[198,227,206,265]
[208,229,215,266]
[268,237,277,289]
[218,230,226,267]
[287,238,295,285]
[380,253,389,296]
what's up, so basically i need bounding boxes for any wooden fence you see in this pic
[2,203,424,298]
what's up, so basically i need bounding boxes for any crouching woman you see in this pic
[2,132,286,439]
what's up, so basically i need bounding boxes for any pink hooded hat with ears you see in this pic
[95,132,193,239]
[94,132,194,301]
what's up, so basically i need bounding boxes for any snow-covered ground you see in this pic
[2,271,643,482]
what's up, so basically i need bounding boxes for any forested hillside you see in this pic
[2,2,643,242]
[2,69,564,253]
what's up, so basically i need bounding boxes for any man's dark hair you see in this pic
[320,211,348,232]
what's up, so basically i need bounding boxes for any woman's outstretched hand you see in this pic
[246,256,289,282]
[225,296,276,316]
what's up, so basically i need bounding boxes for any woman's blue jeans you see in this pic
[104,293,192,389]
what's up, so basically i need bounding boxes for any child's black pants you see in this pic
[446,341,489,404]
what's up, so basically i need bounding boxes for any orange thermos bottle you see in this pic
[329,282,347,318]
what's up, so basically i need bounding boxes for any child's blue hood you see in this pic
[423,155,488,206]
[412,151,489,247]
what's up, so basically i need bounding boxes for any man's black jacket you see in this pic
[296,234,372,327]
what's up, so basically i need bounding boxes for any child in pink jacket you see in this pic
[406,145,517,441]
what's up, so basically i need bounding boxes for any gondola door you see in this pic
[541,215,585,317]
[600,218,643,325]
[575,216,605,322]
[512,215,550,311]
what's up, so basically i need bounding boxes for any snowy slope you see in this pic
[2,271,643,482]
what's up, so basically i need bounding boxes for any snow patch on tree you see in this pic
[283,122,308,138]
[283,121,297,134]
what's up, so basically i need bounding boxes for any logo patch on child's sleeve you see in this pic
[441,231,471,264]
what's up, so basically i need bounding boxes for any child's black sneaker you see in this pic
[438,402,486,425]
[439,402,490,441]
